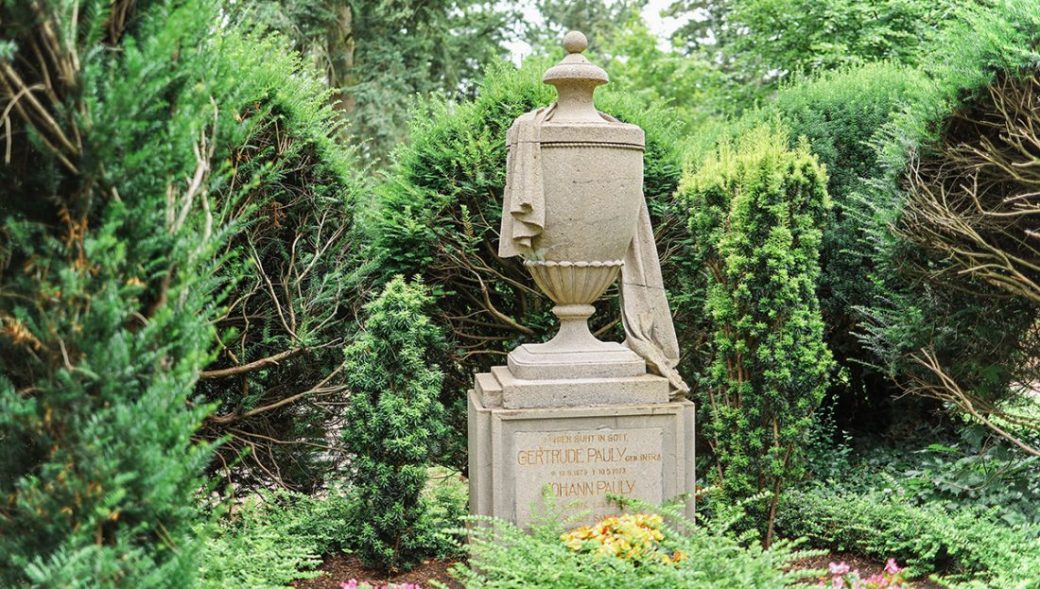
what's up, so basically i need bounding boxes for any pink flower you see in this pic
[884,559,902,575]
[340,582,360,589]
[866,574,887,586]
[829,562,851,575]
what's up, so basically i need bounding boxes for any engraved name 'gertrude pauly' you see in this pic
[512,427,664,522]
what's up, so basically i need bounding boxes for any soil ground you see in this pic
[294,552,944,588]
[793,553,946,589]
[293,555,464,589]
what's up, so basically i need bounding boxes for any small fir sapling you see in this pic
[342,277,449,572]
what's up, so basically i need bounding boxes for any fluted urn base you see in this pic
[510,260,645,380]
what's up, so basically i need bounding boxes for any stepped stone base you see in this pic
[507,339,646,380]
[476,365,669,409]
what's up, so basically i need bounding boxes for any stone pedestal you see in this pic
[468,368,695,528]
[467,30,694,530]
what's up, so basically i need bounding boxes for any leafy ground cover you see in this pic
[289,554,947,589]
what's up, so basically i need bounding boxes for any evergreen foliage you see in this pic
[0,0,232,584]
[445,500,819,589]
[5,0,1040,584]
[777,487,1040,585]
[816,422,1040,528]
[200,494,326,589]
[369,59,688,470]
[199,490,352,589]
[0,0,370,581]
[759,64,928,429]
[688,65,927,423]
[240,0,517,165]
[666,0,970,110]
[191,28,367,493]
[680,126,832,544]
[200,476,467,588]
[342,277,449,572]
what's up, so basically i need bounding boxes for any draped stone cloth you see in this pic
[499,105,553,258]
[620,199,689,397]
[498,109,689,397]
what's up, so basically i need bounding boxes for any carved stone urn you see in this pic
[470,31,695,529]
[499,31,647,380]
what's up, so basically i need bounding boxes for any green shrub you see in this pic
[842,424,1040,528]
[200,477,465,589]
[0,0,373,582]
[950,554,1040,589]
[679,126,832,544]
[767,65,924,405]
[342,277,449,572]
[199,491,346,588]
[0,0,245,585]
[258,489,355,558]
[422,467,470,560]
[688,63,929,429]
[442,500,818,589]
[860,0,1040,444]
[673,0,970,110]
[191,26,367,493]
[368,58,689,470]
[776,486,1040,584]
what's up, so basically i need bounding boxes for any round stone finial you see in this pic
[542,28,608,120]
[563,30,587,54]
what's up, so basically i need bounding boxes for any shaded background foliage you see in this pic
[666,0,974,112]
[753,64,931,431]
[189,33,369,493]
[235,0,518,166]
[860,0,1040,455]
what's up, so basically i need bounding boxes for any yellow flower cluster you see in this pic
[560,513,686,565]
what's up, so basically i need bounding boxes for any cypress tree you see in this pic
[0,0,230,585]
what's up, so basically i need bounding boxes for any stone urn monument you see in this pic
[468,31,695,527]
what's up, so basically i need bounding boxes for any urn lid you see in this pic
[542,31,608,94]
[539,31,643,147]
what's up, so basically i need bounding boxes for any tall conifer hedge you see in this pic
[861,0,1040,447]
[680,126,832,545]
[0,0,364,583]
[0,1,229,584]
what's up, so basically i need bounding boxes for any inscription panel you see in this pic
[513,427,663,525]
